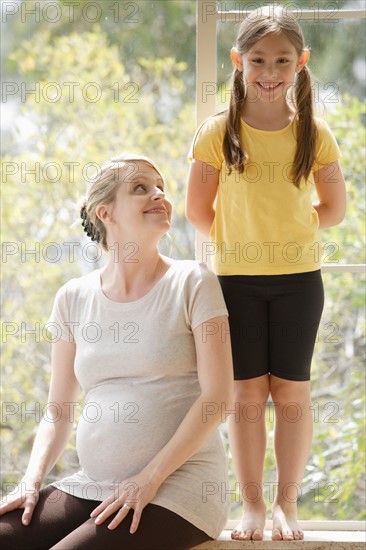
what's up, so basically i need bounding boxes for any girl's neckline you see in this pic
[95,261,176,307]
[240,116,296,133]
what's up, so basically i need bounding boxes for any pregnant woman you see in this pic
[0,153,233,550]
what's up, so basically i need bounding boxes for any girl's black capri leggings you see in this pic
[218,270,324,381]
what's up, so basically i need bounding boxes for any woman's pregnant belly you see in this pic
[76,378,199,483]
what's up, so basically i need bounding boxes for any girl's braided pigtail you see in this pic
[223,68,248,174]
[293,65,317,187]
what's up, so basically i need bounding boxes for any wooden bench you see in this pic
[191,522,365,549]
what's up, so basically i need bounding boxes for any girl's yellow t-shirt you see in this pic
[189,113,342,275]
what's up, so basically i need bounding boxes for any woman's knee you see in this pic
[0,510,39,550]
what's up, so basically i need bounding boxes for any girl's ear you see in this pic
[96,205,113,225]
[231,47,243,71]
[296,49,310,73]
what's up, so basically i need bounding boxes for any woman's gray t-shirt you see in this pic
[47,260,230,538]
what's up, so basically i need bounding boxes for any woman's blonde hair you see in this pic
[223,5,317,187]
[80,152,165,250]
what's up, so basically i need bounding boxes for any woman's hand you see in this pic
[90,470,161,534]
[0,480,40,525]
[0,339,79,527]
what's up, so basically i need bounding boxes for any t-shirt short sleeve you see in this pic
[46,283,75,343]
[186,262,228,331]
[312,118,342,172]
[188,116,225,170]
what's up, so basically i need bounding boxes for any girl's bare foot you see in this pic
[231,499,267,541]
[272,501,304,541]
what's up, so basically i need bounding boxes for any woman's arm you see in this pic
[91,315,234,533]
[186,159,220,237]
[313,160,346,228]
[0,338,79,524]
[145,315,233,481]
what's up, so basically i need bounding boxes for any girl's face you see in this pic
[231,31,309,105]
[98,160,172,243]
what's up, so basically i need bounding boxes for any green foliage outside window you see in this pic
[1,0,365,521]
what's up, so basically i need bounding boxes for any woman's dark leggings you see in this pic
[0,485,212,550]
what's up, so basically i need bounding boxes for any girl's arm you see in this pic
[186,159,219,237]
[91,315,234,533]
[313,161,346,228]
[0,338,80,525]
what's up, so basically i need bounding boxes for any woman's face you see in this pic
[101,160,172,244]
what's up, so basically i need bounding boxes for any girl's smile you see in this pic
[256,82,282,90]
[231,32,309,104]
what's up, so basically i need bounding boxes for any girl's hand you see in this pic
[90,471,161,534]
[0,480,40,525]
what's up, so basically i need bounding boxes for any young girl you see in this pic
[186,5,346,543]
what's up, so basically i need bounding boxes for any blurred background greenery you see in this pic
[1,0,365,521]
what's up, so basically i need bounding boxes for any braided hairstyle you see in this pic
[223,4,317,187]
[80,202,100,243]
[80,153,165,251]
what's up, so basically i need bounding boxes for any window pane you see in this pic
[2,0,365,525]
